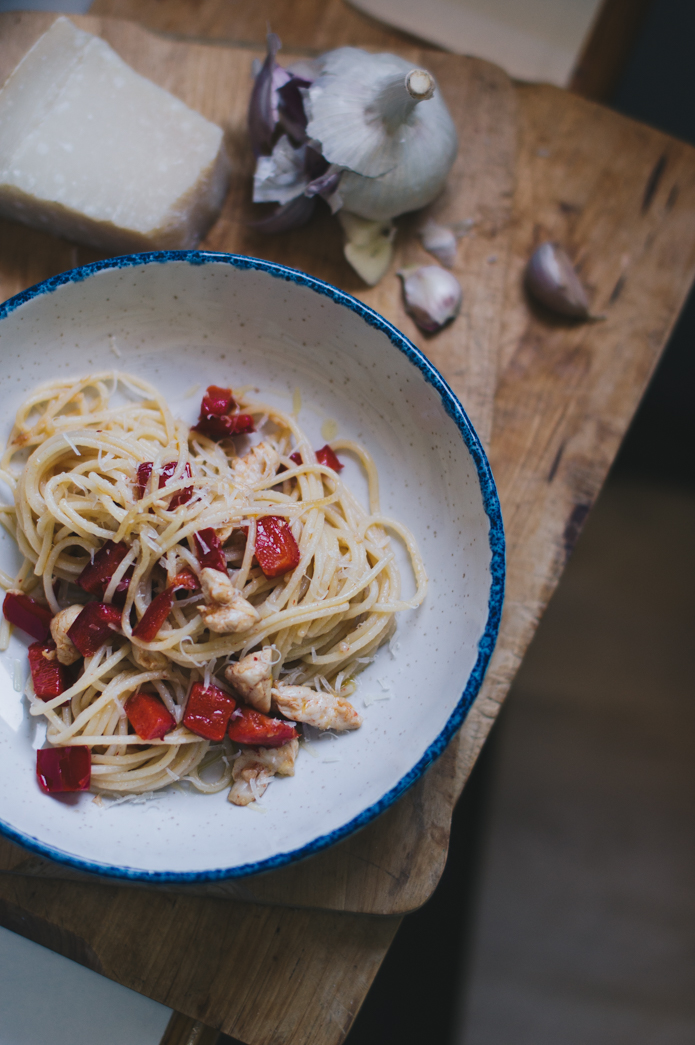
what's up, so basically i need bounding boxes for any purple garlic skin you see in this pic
[525,242,590,318]
[398,265,462,333]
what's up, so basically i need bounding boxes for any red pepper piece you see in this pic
[289,451,302,465]
[183,682,236,742]
[161,461,193,509]
[136,461,153,498]
[172,569,199,592]
[228,705,299,748]
[78,540,130,599]
[125,691,175,741]
[192,385,254,441]
[254,516,300,577]
[192,413,255,440]
[2,591,53,642]
[132,587,175,642]
[28,642,69,701]
[137,461,193,507]
[67,602,122,657]
[36,746,91,793]
[132,570,199,642]
[316,444,344,472]
[201,386,236,417]
[193,528,227,573]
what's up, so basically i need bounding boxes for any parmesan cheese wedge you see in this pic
[0,17,231,252]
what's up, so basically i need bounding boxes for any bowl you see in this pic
[0,251,504,882]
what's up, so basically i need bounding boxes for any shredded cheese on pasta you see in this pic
[0,372,427,798]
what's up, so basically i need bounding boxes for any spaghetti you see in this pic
[0,372,427,804]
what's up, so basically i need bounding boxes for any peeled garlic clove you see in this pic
[398,265,462,332]
[419,219,457,268]
[525,242,590,318]
[339,212,395,286]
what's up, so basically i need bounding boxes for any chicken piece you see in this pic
[49,604,83,665]
[130,645,168,671]
[225,647,273,713]
[199,567,259,634]
[231,441,280,487]
[260,737,299,776]
[228,738,299,806]
[272,684,362,732]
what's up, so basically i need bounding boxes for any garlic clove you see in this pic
[525,242,591,318]
[339,211,395,286]
[398,265,462,332]
[419,219,457,268]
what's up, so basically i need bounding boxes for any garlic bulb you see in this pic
[525,242,591,318]
[247,35,458,251]
[398,265,462,332]
[339,212,395,286]
[305,48,458,221]
[419,219,458,268]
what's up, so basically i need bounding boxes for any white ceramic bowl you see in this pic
[0,252,504,882]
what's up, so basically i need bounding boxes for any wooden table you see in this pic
[1,2,695,1043]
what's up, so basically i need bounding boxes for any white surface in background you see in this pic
[0,0,92,11]
[347,0,603,86]
[0,926,172,1045]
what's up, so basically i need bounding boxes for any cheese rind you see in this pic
[0,18,231,252]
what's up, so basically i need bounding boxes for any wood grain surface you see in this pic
[2,6,695,1045]
[0,11,516,915]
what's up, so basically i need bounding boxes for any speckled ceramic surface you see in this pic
[0,252,504,881]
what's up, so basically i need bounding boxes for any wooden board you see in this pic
[2,73,695,1043]
[0,12,517,915]
[2,7,695,1045]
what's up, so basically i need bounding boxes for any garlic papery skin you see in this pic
[419,219,458,268]
[398,265,462,332]
[303,47,457,221]
[253,136,310,205]
[339,212,395,286]
[525,242,591,318]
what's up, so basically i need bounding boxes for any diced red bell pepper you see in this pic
[290,446,343,471]
[137,461,193,508]
[161,461,193,509]
[132,588,176,642]
[183,682,236,742]
[172,569,199,592]
[201,386,236,417]
[28,642,69,700]
[228,705,299,748]
[316,444,344,472]
[192,384,253,440]
[2,590,53,642]
[36,746,91,793]
[125,691,175,741]
[193,528,227,574]
[193,413,255,440]
[78,540,130,602]
[136,461,154,499]
[131,570,199,642]
[67,602,122,657]
[254,516,301,577]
